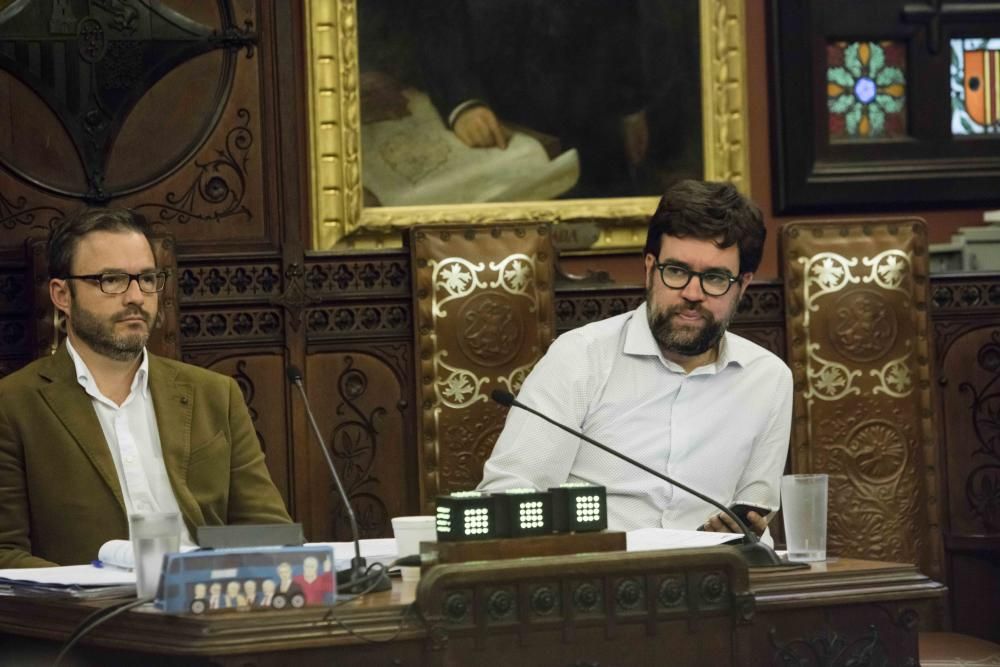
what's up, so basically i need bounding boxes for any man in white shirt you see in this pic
[479,180,793,537]
[0,208,290,568]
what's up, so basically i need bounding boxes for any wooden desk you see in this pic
[0,553,947,666]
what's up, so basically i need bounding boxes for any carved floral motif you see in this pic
[328,357,389,537]
[958,331,1000,530]
[814,405,923,564]
[768,626,888,667]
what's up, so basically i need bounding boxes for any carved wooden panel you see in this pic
[782,219,943,580]
[177,260,284,303]
[936,324,1000,538]
[299,350,415,542]
[0,1,280,252]
[927,274,1000,641]
[411,224,556,513]
[0,260,31,379]
[419,548,752,667]
[752,604,923,667]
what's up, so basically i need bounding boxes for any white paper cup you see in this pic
[391,515,436,582]
[129,512,180,599]
[780,474,828,562]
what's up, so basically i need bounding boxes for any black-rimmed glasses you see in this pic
[654,262,739,297]
[59,271,168,294]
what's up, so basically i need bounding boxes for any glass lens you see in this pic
[660,265,691,288]
[701,273,732,295]
[137,272,163,293]
[100,273,130,293]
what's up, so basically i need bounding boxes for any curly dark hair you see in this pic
[643,180,765,274]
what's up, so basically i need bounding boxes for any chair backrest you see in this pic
[781,218,944,579]
[411,223,556,512]
[27,230,182,360]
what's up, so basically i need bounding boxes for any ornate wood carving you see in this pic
[178,307,284,345]
[419,548,753,664]
[0,1,254,203]
[411,225,556,512]
[177,261,283,303]
[782,220,943,580]
[301,350,413,541]
[938,327,1000,536]
[303,254,410,298]
[134,108,255,225]
[768,626,889,666]
[0,261,30,377]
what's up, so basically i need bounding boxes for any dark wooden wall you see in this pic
[0,0,998,643]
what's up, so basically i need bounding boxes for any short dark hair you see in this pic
[643,180,766,274]
[47,208,155,279]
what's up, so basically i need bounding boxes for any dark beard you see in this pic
[645,286,731,357]
[70,302,150,362]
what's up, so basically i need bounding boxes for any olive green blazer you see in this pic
[0,345,291,568]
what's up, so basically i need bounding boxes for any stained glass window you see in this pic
[827,41,907,140]
[951,38,1000,136]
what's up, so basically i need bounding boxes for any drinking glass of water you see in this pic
[780,474,828,562]
[129,512,180,599]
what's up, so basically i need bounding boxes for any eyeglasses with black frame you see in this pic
[59,271,169,295]
[654,262,740,297]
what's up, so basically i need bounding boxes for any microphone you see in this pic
[491,389,783,567]
[287,366,391,592]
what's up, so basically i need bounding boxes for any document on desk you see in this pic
[626,528,743,552]
[0,564,136,599]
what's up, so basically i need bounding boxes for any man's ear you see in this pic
[643,253,655,288]
[49,278,72,318]
[737,272,754,299]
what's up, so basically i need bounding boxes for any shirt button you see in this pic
[125,456,135,463]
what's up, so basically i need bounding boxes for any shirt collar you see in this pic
[623,302,744,374]
[65,337,150,400]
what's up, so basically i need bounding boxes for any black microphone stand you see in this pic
[492,390,784,567]
[289,367,392,593]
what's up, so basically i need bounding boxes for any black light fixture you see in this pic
[493,488,553,537]
[550,483,608,533]
[435,491,499,541]
[435,485,608,542]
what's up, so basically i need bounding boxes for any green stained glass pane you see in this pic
[826,41,908,141]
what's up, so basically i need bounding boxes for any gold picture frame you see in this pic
[305,0,750,252]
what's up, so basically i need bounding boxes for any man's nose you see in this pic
[680,275,706,301]
[121,276,146,303]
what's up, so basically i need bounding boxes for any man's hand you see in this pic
[453,106,510,149]
[703,510,768,537]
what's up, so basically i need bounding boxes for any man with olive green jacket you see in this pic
[0,208,289,569]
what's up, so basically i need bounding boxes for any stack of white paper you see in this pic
[0,564,135,600]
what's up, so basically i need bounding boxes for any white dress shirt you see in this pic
[66,339,194,546]
[479,302,793,533]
